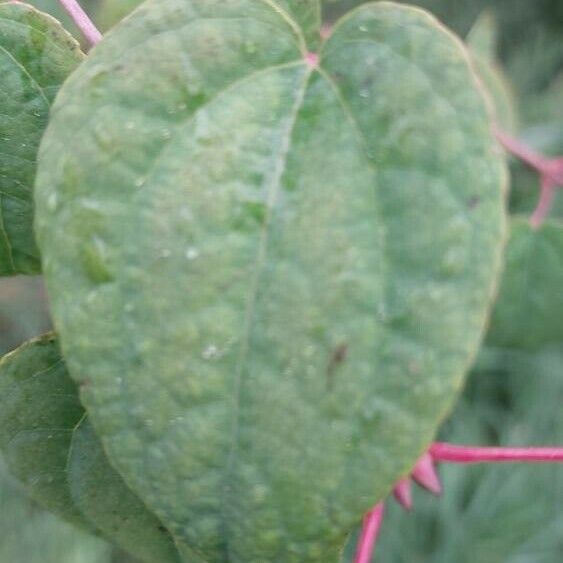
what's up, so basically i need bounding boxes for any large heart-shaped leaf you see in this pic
[0,2,83,275]
[0,334,181,563]
[488,217,563,350]
[35,1,506,560]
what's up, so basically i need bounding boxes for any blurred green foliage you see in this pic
[0,459,112,563]
[1,0,562,561]
[342,346,563,562]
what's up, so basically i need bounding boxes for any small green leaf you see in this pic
[466,10,518,133]
[35,1,506,560]
[0,1,83,275]
[0,334,181,563]
[472,56,518,133]
[98,0,142,31]
[488,217,563,350]
[466,10,497,61]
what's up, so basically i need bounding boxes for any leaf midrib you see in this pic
[220,63,314,561]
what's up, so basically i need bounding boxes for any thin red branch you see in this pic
[412,453,442,495]
[57,0,102,47]
[430,442,563,463]
[354,503,385,563]
[494,127,549,174]
[357,442,563,561]
[494,127,563,226]
[392,478,413,511]
[530,176,556,229]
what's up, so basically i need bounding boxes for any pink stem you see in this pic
[412,453,442,495]
[320,24,333,40]
[530,176,556,228]
[354,503,385,563]
[494,127,563,225]
[392,478,413,511]
[57,0,102,47]
[430,442,563,463]
[546,157,563,185]
[305,52,319,69]
[494,127,549,174]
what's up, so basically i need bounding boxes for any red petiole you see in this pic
[57,0,102,47]
[494,127,563,227]
[354,443,563,562]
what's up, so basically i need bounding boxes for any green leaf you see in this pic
[273,0,321,49]
[98,0,143,31]
[0,334,181,563]
[69,417,182,563]
[466,9,497,61]
[98,0,321,43]
[0,459,113,563]
[35,1,507,560]
[488,217,563,351]
[0,334,95,528]
[0,1,83,276]
[466,10,518,133]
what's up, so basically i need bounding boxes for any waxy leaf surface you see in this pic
[0,335,180,563]
[488,217,563,350]
[35,1,506,560]
[0,2,83,275]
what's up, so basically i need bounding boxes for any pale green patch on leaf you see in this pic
[466,10,518,133]
[0,334,181,563]
[35,1,506,560]
[0,2,83,276]
[488,217,563,350]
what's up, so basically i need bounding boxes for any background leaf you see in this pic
[466,10,518,132]
[0,458,112,563]
[97,0,142,31]
[0,334,181,563]
[487,218,563,350]
[0,1,83,275]
[0,333,95,529]
[35,1,506,560]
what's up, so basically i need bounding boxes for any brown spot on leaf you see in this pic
[327,343,348,390]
